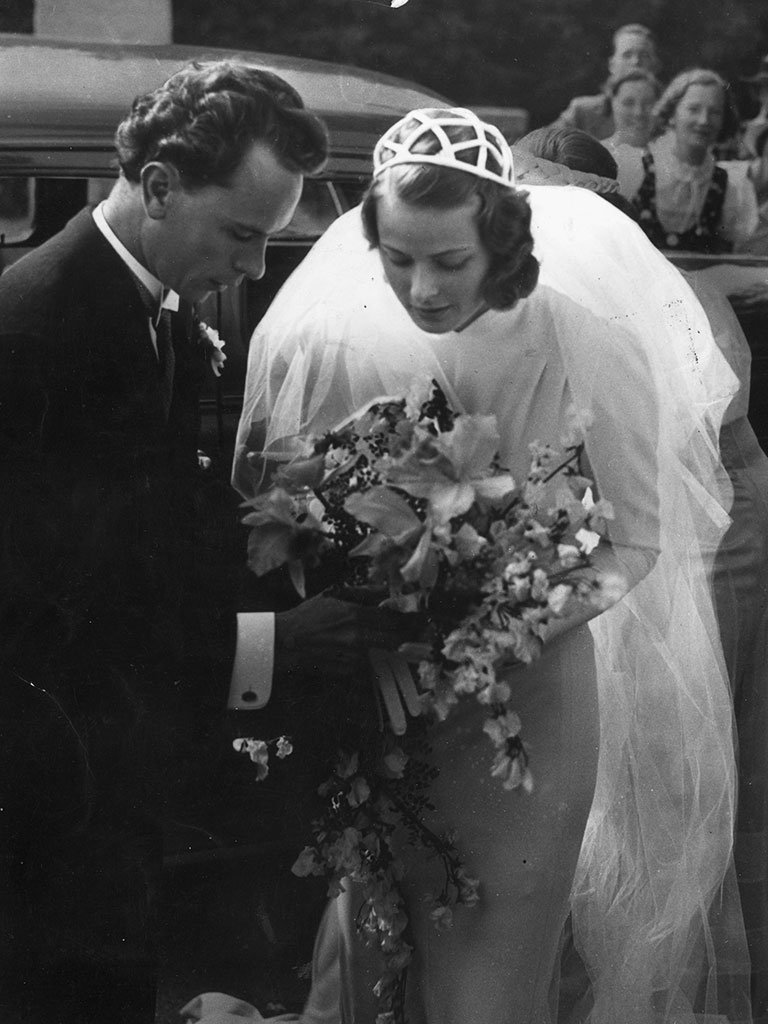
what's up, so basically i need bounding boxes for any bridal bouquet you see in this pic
[235,380,620,1021]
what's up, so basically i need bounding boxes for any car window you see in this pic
[0,176,350,248]
[275,179,344,239]
[0,177,35,245]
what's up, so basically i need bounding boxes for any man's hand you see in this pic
[273,595,423,733]
[274,594,416,674]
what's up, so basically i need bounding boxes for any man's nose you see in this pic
[235,239,268,281]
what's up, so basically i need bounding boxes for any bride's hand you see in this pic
[368,647,423,735]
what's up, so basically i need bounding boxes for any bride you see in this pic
[193,109,750,1024]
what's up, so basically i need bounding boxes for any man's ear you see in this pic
[141,162,182,220]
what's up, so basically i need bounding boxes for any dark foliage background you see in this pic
[170,0,768,128]
[4,1,768,126]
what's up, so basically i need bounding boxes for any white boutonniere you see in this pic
[197,321,227,377]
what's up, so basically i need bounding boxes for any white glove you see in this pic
[179,991,301,1023]
[368,648,422,735]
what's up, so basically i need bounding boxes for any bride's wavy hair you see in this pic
[361,124,539,310]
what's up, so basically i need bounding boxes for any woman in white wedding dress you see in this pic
[194,110,750,1024]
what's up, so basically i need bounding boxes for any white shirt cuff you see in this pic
[227,612,275,709]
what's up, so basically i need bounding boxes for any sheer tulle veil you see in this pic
[232,188,751,1022]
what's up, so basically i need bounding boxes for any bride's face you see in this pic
[376,189,491,334]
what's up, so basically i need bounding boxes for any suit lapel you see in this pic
[74,214,177,432]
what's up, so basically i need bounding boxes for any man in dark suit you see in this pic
[0,60,411,1023]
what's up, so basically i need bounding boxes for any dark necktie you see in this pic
[131,275,176,419]
[155,307,175,419]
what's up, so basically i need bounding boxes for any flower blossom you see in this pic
[382,747,409,778]
[277,736,293,759]
[347,776,372,807]
[428,901,454,930]
[242,488,325,597]
[198,321,227,376]
[382,415,515,526]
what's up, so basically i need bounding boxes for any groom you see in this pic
[0,60,412,1024]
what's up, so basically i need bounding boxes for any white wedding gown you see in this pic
[226,188,751,1024]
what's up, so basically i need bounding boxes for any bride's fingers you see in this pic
[369,648,407,735]
[389,652,422,718]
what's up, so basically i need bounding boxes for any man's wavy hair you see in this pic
[653,68,741,142]
[115,60,329,187]
[361,121,539,311]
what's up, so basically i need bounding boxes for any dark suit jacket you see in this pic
[0,208,243,1014]
[552,92,614,140]
[0,207,238,708]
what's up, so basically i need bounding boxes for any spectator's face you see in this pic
[609,33,658,77]
[142,140,303,303]
[670,83,725,157]
[375,187,490,334]
[611,79,658,147]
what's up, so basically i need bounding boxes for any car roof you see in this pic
[0,33,449,175]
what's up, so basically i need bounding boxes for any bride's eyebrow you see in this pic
[381,242,473,257]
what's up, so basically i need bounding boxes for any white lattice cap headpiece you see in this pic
[373,107,515,188]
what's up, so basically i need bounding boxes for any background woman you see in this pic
[615,68,758,252]
[603,68,661,152]
[226,110,748,1024]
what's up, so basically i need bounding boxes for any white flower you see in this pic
[382,747,409,778]
[292,846,321,877]
[575,527,601,555]
[428,902,454,930]
[547,583,572,615]
[561,404,594,448]
[276,736,293,759]
[483,710,522,747]
[556,543,582,568]
[347,776,371,807]
[591,571,629,610]
[199,320,227,377]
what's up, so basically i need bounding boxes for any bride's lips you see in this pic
[411,305,451,320]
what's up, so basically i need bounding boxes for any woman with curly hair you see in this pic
[615,68,758,253]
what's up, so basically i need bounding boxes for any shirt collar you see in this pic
[92,202,180,317]
[651,131,715,185]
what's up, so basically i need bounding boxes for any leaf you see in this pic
[288,559,307,598]
[345,487,421,538]
[246,522,298,575]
